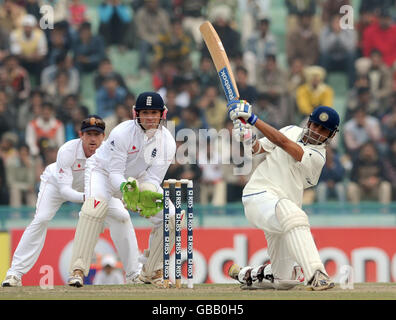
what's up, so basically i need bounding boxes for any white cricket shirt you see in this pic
[89,120,176,192]
[243,126,326,208]
[41,138,86,203]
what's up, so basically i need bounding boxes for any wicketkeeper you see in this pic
[68,92,178,287]
[227,101,339,291]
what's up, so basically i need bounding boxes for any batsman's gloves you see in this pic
[227,100,258,125]
[138,190,163,218]
[120,177,140,211]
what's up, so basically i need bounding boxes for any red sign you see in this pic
[9,227,396,285]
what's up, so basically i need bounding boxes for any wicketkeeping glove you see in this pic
[138,190,163,218]
[227,100,258,125]
[120,178,139,211]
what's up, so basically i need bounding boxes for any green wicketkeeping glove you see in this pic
[138,190,163,218]
[120,178,139,211]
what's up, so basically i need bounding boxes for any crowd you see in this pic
[0,0,396,210]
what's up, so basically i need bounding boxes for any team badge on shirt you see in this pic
[151,148,157,158]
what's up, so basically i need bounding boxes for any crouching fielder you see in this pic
[68,92,177,287]
[227,102,339,291]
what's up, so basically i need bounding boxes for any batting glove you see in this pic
[120,178,140,212]
[227,100,258,125]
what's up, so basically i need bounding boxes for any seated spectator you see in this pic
[176,105,208,134]
[64,105,89,141]
[0,90,15,138]
[98,0,132,48]
[236,66,257,104]
[383,139,396,200]
[6,144,37,208]
[286,57,306,121]
[255,54,287,107]
[243,15,277,86]
[93,254,125,285]
[197,85,227,131]
[153,16,193,73]
[194,56,218,92]
[68,0,87,31]
[152,58,178,91]
[315,146,346,203]
[319,14,357,88]
[344,106,384,157]
[381,93,396,143]
[44,70,78,108]
[344,75,374,120]
[41,52,79,94]
[25,102,65,158]
[286,10,319,67]
[179,0,207,48]
[362,8,396,67]
[0,54,30,102]
[296,66,334,116]
[96,74,127,118]
[46,27,70,66]
[164,87,183,128]
[134,0,170,72]
[254,92,286,129]
[321,0,351,25]
[9,14,47,84]
[103,103,130,137]
[347,142,392,204]
[72,22,106,73]
[0,0,26,33]
[0,27,10,63]
[94,58,127,90]
[355,6,377,57]
[0,131,19,167]
[17,89,44,134]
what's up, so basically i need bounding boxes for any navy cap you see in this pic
[309,106,340,132]
[134,91,165,111]
[81,115,105,133]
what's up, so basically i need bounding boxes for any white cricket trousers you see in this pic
[242,190,324,282]
[7,180,140,280]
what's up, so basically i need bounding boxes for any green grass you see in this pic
[1,283,396,300]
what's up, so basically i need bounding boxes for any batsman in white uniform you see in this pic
[1,116,141,287]
[68,92,177,287]
[227,102,340,291]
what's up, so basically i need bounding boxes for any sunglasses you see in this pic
[81,117,105,129]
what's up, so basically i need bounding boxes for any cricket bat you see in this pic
[199,21,241,105]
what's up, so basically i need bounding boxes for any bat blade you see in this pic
[199,21,239,103]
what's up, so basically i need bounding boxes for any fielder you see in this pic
[68,92,177,287]
[227,102,339,291]
[1,116,141,287]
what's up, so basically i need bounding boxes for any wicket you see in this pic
[163,179,194,289]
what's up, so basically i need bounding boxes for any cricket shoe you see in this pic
[1,275,22,287]
[139,268,168,288]
[126,273,144,284]
[308,270,335,291]
[68,269,84,287]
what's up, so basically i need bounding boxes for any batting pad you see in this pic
[141,212,185,276]
[276,199,325,283]
[69,198,108,276]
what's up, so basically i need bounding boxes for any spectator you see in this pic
[243,15,277,86]
[0,0,26,33]
[179,0,207,47]
[64,105,89,141]
[17,89,44,134]
[134,0,171,72]
[98,0,132,48]
[68,0,87,31]
[194,55,218,91]
[355,7,377,57]
[42,53,78,92]
[383,139,396,200]
[359,0,395,16]
[381,93,396,143]
[94,58,127,90]
[72,22,106,73]
[343,107,384,157]
[0,54,31,102]
[0,27,10,63]
[235,66,257,104]
[103,103,130,136]
[345,85,377,121]
[319,14,357,88]
[202,4,241,62]
[25,0,42,22]
[0,132,19,167]
[164,87,183,128]
[9,14,48,84]
[254,92,286,129]
[56,93,80,125]
[39,0,69,25]
[315,146,346,203]
[285,0,320,35]
[176,105,208,134]
[0,91,13,138]
[286,57,305,119]
[362,8,396,67]
[25,102,65,158]
[347,142,392,204]
[255,54,287,108]
[321,0,351,25]
[46,27,70,66]
[93,254,125,285]
[44,70,78,107]
[96,74,127,118]
[6,144,36,208]
[197,85,227,131]
[152,58,178,91]
[153,16,193,73]
[286,11,319,67]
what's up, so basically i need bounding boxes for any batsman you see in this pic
[68,92,177,287]
[227,101,339,291]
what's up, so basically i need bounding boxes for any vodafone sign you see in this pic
[9,227,396,285]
